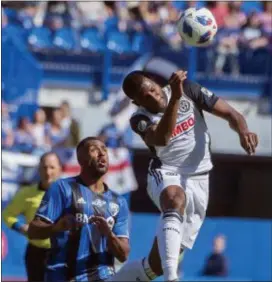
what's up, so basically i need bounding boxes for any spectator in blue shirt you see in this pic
[14,117,35,153]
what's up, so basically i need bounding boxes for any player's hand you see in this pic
[89,216,112,237]
[168,70,187,100]
[20,224,29,236]
[239,131,258,155]
[53,215,82,233]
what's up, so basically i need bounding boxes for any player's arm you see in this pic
[184,80,258,155]
[212,99,258,154]
[28,181,73,239]
[2,187,29,236]
[131,71,187,146]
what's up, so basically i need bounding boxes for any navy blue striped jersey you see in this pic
[36,176,129,282]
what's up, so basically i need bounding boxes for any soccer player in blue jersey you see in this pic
[28,137,130,282]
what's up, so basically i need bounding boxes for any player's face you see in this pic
[85,140,109,176]
[39,154,62,189]
[134,78,167,113]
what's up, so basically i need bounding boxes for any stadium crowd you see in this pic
[2,1,272,75]
[1,101,80,154]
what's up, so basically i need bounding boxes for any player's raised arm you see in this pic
[211,98,258,155]
[183,80,258,155]
[124,70,187,146]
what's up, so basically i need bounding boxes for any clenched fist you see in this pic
[239,131,258,155]
[169,70,187,100]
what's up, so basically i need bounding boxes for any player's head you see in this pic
[76,137,109,177]
[60,100,71,118]
[39,152,63,189]
[122,71,167,113]
[213,234,226,254]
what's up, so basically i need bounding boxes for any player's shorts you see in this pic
[147,163,209,250]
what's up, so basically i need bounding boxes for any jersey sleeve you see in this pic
[130,114,154,139]
[183,80,219,112]
[35,180,66,224]
[112,197,129,238]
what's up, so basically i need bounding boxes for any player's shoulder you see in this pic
[131,107,151,120]
[130,108,154,133]
[108,189,128,210]
[183,79,201,95]
[50,177,77,193]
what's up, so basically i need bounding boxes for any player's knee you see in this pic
[160,186,186,214]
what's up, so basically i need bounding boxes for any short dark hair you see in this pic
[122,70,150,100]
[40,152,62,167]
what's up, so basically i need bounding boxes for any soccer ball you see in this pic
[177,7,217,47]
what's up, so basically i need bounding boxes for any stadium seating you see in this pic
[53,28,77,51]
[131,32,154,53]
[28,27,53,49]
[81,28,106,52]
[107,31,132,54]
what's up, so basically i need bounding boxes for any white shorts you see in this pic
[147,165,209,250]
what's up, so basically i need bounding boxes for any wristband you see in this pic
[12,222,24,233]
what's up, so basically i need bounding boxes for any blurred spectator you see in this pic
[17,2,38,29]
[2,102,14,149]
[202,235,228,277]
[224,2,246,29]
[98,122,125,149]
[213,2,247,75]
[239,12,269,51]
[59,101,80,147]
[43,1,71,30]
[46,108,69,148]
[104,1,119,34]
[258,1,272,34]
[206,2,229,29]
[32,108,50,151]
[2,8,8,27]
[14,117,35,154]
[76,1,107,25]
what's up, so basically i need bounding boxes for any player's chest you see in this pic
[72,193,119,227]
[151,96,195,123]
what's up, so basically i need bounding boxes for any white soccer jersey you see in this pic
[130,80,219,175]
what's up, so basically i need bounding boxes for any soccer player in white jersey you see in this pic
[110,70,258,282]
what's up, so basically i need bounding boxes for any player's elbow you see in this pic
[156,136,171,146]
[27,222,43,239]
[146,135,170,147]
[27,223,36,239]
[118,247,130,263]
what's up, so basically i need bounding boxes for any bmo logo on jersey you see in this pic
[75,213,115,230]
[171,115,195,139]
